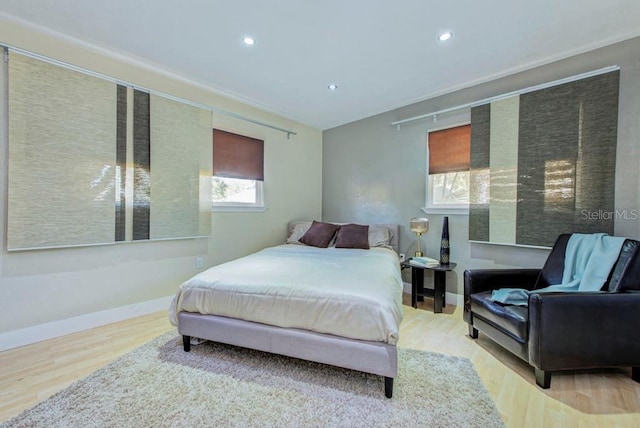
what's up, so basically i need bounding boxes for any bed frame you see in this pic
[177,222,400,398]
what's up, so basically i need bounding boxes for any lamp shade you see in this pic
[410,217,429,234]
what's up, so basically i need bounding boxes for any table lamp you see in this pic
[410,217,429,257]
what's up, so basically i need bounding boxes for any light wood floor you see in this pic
[1,296,639,427]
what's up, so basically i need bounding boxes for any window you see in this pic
[212,177,263,205]
[212,129,265,211]
[425,124,471,214]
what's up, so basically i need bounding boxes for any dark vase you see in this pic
[440,216,450,264]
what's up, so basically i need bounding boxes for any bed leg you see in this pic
[183,335,191,352]
[384,377,393,398]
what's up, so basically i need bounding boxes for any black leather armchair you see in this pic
[464,234,640,388]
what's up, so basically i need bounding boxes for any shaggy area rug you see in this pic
[2,332,504,427]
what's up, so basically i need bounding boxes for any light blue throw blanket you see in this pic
[490,233,626,306]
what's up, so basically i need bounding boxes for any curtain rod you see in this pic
[2,43,298,139]
[390,65,620,129]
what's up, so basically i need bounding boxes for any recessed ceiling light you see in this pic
[328,83,338,91]
[438,32,453,42]
[243,36,255,45]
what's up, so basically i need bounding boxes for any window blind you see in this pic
[7,52,117,250]
[428,124,471,174]
[150,94,212,239]
[6,50,213,250]
[212,129,264,181]
[469,70,619,247]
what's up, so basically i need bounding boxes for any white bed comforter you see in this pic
[170,244,404,344]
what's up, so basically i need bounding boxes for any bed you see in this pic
[169,221,403,398]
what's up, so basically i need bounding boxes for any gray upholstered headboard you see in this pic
[287,221,399,253]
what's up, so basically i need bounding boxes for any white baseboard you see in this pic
[447,291,464,307]
[0,296,173,352]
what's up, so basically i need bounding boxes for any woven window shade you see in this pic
[7,50,214,249]
[7,52,117,250]
[469,70,619,247]
[428,125,471,174]
[150,94,212,240]
[213,129,264,181]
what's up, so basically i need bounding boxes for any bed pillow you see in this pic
[286,222,312,244]
[335,223,370,249]
[299,221,340,248]
[369,225,393,247]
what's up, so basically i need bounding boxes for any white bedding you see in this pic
[169,244,404,344]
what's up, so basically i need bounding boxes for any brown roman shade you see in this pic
[212,129,264,181]
[428,124,471,174]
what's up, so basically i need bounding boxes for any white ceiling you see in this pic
[1,1,639,130]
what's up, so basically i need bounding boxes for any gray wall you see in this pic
[323,37,640,297]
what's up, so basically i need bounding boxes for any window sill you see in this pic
[212,206,268,213]
[468,240,552,250]
[421,207,469,215]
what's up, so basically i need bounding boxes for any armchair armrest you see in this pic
[464,269,541,296]
[528,292,640,371]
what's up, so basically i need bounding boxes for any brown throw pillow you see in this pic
[299,221,340,248]
[335,223,370,249]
